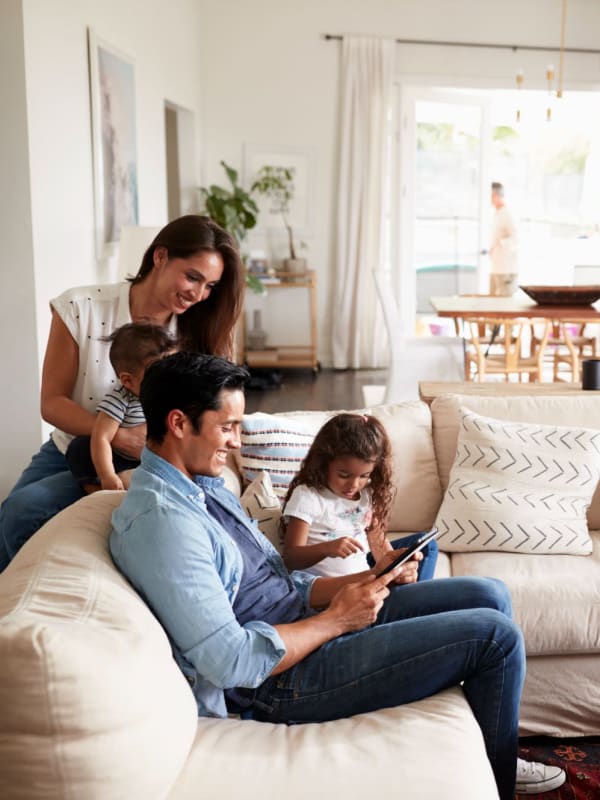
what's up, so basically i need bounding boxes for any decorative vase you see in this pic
[247,309,267,350]
[284,257,307,274]
[284,257,307,283]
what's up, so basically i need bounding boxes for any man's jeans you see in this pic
[0,439,84,570]
[251,577,524,800]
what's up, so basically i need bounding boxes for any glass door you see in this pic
[396,88,490,335]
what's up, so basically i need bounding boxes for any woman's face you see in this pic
[154,248,224,315]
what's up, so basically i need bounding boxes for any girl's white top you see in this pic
[283,484,372,577]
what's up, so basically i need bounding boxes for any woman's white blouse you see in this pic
[49,282,176,454]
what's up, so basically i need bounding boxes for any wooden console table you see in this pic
[418,380,600,405]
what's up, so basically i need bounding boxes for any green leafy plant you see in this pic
[199,161,264,293]
[251,165,301,261]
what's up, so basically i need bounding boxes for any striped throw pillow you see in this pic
[239,413,320,498]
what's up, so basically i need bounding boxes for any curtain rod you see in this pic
[322,33,600,55]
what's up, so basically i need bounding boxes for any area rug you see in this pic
[518,737,600,799]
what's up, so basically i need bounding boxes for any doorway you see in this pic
[164,102,197,220]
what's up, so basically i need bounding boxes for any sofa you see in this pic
[1,392,599,800]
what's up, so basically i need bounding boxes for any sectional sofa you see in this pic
[1,392,599,800]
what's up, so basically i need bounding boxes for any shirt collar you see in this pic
[140,446,225,495]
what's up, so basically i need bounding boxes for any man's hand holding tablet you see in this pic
[374,528,440,580]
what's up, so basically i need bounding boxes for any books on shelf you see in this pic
[257,276,281,285]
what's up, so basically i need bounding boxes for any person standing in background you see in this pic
[489,182,519,296]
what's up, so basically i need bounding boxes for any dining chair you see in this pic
[530,320,597,382]
[463,317,551,382]
[373,270,465,402]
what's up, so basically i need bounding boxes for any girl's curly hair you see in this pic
[282,413,395,544]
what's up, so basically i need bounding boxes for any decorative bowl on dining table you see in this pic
[519,285,600,306]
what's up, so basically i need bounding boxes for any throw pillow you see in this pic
[435,407,600,554]
[238,412,321,498]
[240,470,283,551]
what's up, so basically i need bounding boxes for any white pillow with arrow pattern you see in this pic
[435,407,600,554]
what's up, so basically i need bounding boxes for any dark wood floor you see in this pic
[244,368,387,413]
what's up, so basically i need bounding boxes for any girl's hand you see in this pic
[327,536,364,559]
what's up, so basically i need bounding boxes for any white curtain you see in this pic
[332,36,395,369]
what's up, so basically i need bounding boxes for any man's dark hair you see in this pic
[140,352,249,442]
[491,181,504,194]
[106,323,178,375]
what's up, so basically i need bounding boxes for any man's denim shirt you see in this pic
[110,447,317,718]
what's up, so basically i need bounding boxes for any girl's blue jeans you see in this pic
[0,438,84,570]
[251,576,525,800]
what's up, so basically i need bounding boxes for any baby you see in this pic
[66,322,177,491]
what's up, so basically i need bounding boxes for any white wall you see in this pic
[0,0,204,499]
[197,0,600,366]
[0,0,43,497]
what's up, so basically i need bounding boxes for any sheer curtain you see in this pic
[332,36,395,369]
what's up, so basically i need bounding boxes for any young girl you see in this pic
[281,413,438,579]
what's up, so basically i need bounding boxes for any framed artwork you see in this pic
[88,29,139,258]
[243,144,316,235]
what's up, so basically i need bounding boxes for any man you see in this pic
[110,352,565,800]
[489,181,519,296]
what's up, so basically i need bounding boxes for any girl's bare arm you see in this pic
[282,516,364,571]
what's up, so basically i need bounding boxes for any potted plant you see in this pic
[251,165,307,274]
[199,160,265,294]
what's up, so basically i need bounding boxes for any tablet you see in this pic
[375,527,439,578]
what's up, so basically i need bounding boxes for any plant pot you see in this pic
[284,258,307,280]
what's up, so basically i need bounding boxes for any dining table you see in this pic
[429,293,600,382]
[429,293,600,323]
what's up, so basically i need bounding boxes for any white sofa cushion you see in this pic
[435,407,600,554]
[450,530,600,656]
[0,492,198,800]
[170,687,498,800]
[519,653,600,738]
[431,393,600,533]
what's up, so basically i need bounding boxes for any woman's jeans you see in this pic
[251,577,525,800]
[0,438,84,570]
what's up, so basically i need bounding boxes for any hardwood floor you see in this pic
[244,368,387,414]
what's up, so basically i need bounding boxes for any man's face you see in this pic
[179,388,245,479]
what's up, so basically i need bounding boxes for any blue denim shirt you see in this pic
[109,447,317,718]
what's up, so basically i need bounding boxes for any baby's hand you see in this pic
[327,536,364,559]
[101,473,125,491]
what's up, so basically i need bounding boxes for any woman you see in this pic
[0,215,244,570]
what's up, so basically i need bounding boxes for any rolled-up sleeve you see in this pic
[110,506,286,688]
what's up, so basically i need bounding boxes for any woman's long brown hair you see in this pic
[129,215,244,359]
[282,413,396,545]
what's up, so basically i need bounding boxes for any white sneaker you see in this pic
[515,757,566,794]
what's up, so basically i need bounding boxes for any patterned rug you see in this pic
[518,737,600,799]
